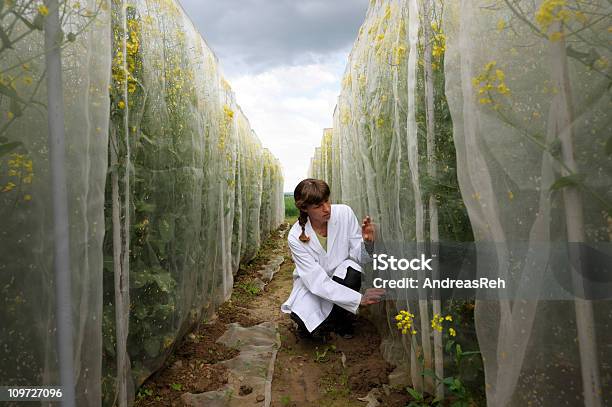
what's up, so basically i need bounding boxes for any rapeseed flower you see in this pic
[38,5,49,16]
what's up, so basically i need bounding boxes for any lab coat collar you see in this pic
[305,206,338,256]
[327,206,338,254]
[305,218,325,256]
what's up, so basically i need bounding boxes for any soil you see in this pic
[134,219,401,407]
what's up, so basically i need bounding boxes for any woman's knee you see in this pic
[333,267,361,291]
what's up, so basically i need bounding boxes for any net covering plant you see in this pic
[309,0,611,405]
[0,0,284,405]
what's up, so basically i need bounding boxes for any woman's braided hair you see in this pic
[294,178,330,243]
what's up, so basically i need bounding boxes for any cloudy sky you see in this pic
[179,0,369,191]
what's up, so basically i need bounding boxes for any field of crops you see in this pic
[309,0,611,405]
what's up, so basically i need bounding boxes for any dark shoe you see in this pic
[336,324,354,339]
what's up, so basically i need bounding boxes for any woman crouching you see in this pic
[281,178,385,339]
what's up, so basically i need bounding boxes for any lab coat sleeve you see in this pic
[288,236,362,314]
[347,207,373,264]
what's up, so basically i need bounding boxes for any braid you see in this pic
[298,211,310,242]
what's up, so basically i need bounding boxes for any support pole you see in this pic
[44,0,76,405]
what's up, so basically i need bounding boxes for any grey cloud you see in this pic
[179,0,369,74]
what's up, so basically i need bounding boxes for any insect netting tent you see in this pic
[309,0,611,405]
[0,0,284,405]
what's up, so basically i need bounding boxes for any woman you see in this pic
[281,178,385,339]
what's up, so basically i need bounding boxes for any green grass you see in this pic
[284,194,298,218]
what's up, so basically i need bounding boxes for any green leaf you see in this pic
[445,339,455,353]
[442,377,455,386]
[549,174,585,192]
[406,387,423,401]
[151,272,176,293]
[158,217,174,243]
[0,141,23,158]
[135,200,156,213]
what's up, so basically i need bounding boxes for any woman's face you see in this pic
[306,199,331,224]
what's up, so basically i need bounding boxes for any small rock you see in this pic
[255,394,265,402]
[239,385,253,396]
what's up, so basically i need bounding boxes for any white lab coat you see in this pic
[281,204,369,332]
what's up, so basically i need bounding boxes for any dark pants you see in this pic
[291,267,362,336]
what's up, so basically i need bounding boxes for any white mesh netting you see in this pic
[0,0,284,405]
[309,0,611,405]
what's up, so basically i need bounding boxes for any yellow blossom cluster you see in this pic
[472,61,511,105]
[431,313,454,334]
[535,0,588,41]
[430,21,446,70]
[111,15,141,108]
[393,44,406,66]
[3,153,33,200]
[395,310,417,335]
[218,104,235,151]
[38,5,49,16]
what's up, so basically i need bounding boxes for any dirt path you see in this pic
[248,221,394,407]
[135,220,398,407]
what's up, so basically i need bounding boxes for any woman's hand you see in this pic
[361,216,376,243]
[360,288,386,306]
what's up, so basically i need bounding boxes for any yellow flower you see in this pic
[395,315,403,321]
[24,194,32,201]
[223,105,234,119]
[38,5,49,16]
[118,100,125,109]
[508,191,514,200]
[497,19,505,32]
[7,111,14,120]
[445,315,452,321]
[449,328,456,337]
[549,31,564,42]
[495,69,505,81]
[497,83,510,95]
[2,182,17,192]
